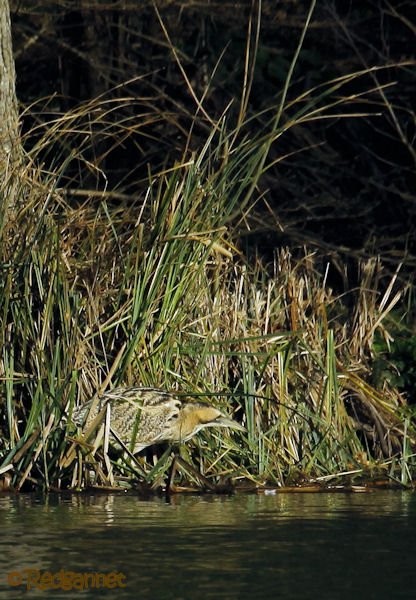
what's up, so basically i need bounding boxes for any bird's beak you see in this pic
[215,416,246,431]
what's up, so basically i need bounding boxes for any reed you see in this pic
[0,165,411,490]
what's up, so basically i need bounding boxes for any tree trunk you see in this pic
[0,0,22,220]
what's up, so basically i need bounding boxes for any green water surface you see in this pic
[0,490,414,599]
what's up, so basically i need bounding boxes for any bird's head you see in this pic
[176,403,245,442]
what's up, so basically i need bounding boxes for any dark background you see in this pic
[10,0,416,281]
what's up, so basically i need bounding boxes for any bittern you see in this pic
[73,386,244,454]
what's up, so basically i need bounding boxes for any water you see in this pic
[0,490,415,599]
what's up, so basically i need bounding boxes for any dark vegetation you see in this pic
[0,0,415,492]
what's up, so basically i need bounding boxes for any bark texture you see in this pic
[0,0,22,217]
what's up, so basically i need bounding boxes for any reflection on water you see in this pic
[1,491,415,599]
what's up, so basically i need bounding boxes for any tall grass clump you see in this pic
[1,4,415,492]
[1,112,412,492]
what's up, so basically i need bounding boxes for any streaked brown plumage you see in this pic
[73,387,244,454]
